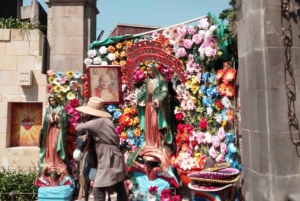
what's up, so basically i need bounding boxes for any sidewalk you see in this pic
[74,193,117,201]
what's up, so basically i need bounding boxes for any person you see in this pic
[75,97,127,201]
[94,74,117,102]
[38,95,69,186]
[127,63,173,180]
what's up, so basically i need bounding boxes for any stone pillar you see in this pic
[237,0,300,200]
[46,0,98,72]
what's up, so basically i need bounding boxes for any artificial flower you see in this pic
[59,77,68,84]
[99,46,107,54]
[107,53,116,61]
[116,42,123,49]
[74,71,82,79]
[148,186,158,195]
[192,34,202,45]
[101,61,108,65]
[119,114,131,126]
[222,68,236,83]
[226,109,235,121]
[183,39,193,49]
[199,117,207,130]
[66,71,74,78]
[133,116,139,124]
[218,83,227,96]
[216,69,225,81]
[67,92,75,100]
[47,70,55,77]
[68,125,77,134]
[120,60,126,67]
[115,125,124,135]
[204,132,212,144]
[220,142,228,155]
[198,18,209,30]
[207,107,213,116]
[185,124,194,134]
[87,49,97,58]
[216,154,224,163]
[120,132,128,140]
[120,51,126,57]
[215,99,224,110]
[45,84,54,93]
[93,57,102,64]
[175,112,184,121]
[69,99,79,108]
[126,41,132,48]
[187,25,196,35]
[172,195,181,201]
[180,157,195,171]
[107,46,115,53]
[48,76,54,83]
[54,85,62,93]
[112,61,119,65]
[209,146,217,158]
[62,85,70,93]
[57,94,63,101]
[134,129,141,137]
[176,47,186,57]
[211,135,220,148]
[114,51,120,59]
[224,83,235,97]
[177,123,185,133]
[84,58,93,65]
[82,89,89,97]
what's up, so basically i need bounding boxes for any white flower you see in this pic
[93,57,102,65]
[205,30,213,39]
[87,49,97,58]
[107,53,116,61]
[215,113,222,124]
[99,46,107,54]
[84,58,93,65]
[122,84,127,92]
[198,30,206,39]
[199,18,209,30]
[204,132,212,144]
[207,107,213,116]
[180,157,195,171]
[222,97,232,108]
[209,25,217,33]
[53,78,61,85]
[204,46,217,57]
[198,47,205,60]
[163,28,171,38]
[147,194,156,201]
[101,61,108,65]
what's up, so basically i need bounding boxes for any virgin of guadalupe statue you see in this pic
[37,95,69,186]
[127,63,175,182]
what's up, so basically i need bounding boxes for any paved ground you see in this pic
[74,193,117,201]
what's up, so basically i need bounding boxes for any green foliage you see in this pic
[0,168,38,201]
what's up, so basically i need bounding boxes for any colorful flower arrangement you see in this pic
[83,14,240,199]
[45,69,88,179]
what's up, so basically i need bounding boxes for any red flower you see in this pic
[218,83,227,96]
[185,124,194,134]
[181,133,189,142]
[224,83,235,97]
[161,189,172,200]
[226,108,235,121]
[175,112,184,121]
[119,114,131,126]
[68,125,77,134]
[215,99,223,110]
[190,140,198,147]
[177,123,185,133]
[175,133,181,146]
[69,99,79,108]
[216,69,225,81]
[222,68,236,84]
[199,117,207,130]
[148,186,158,194]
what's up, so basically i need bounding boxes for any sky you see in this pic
[23,0,230,39]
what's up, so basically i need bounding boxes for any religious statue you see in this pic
[127,63,179,187]
[35,95,70,187]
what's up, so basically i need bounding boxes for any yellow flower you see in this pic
[222,120,227,127]
[57,94,63,102]
[140,66,146,71]
[191,75,198,85]
[190,85,199,94]
[66,71,74,78]
[62,85,70,93]
[116,42,123,49]
[120,51,126,57]
[114,51,120,59]
[124,107,131,114]
[189,95,197,104]
[120,132,128,139]
[185,80,192,89]
[48,77,54,83]
[217,51,223,56]
[133,116,139,124]
[53,85,62,93]
[120,60,126,67]
[67,91,75,100]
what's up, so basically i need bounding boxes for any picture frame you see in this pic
[86,65,122,104]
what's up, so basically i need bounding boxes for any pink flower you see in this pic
[45,84,54,93]
[115,125,124,135]
[220,143,228,155]
[47,70,55,76]
[183,39,193,49]
[198,18,209,30]
[69,99,79,108]
[192,34,203,45]
[217,127,226,140]
[205,46,217,58]
[177,47,186,57]
[185,124,194,134]
[177,26,186,37]
[209,146,217,158]
[172,195,181,201]
[187,25,196,35]
[216,154,224,163]
[195,132,205,144]
[211,135,220,148]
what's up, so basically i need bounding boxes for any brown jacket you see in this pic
[76,117,126,187]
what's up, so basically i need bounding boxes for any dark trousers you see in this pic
[93,181,127,201]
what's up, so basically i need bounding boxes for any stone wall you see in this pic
[0,28,47,169]
[237,0,300,200]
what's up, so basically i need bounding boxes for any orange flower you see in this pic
[108,46,115,53]
[134,129,141,137]
[120,132,128,139]
[124,107,131,114]
[83,81,89,89]
[82,89,89,97]
[119,114,131,125]
[181,133,189,142]
[130,108,137,115]
[120,60,126,67]
[116,42,123,49]
[180,143,189,151]
[226,108,234,121]
[218,83,227,96]
[216,69,225,81]
[112,61,119,65]
[222,68,236,83]
[126,41,132,48]
[120,51,126,57]
[224,83,235,97]
[114,51,120,59]
[133,116,139,124]
[128,119,133,126]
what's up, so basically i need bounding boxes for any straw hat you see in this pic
[75,97,112,118]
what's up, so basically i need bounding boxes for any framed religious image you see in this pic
[86,65,122,104]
